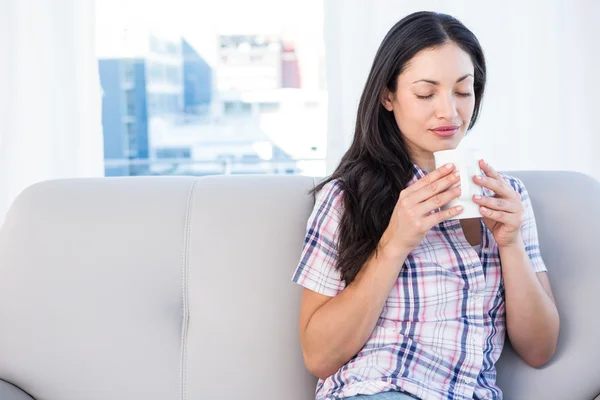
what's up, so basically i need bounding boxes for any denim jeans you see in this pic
[345,391,416,400]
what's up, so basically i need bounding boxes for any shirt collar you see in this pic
[408,162,428,186]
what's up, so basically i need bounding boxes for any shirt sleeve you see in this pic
[509,176,548,273]
[291,180,346,297]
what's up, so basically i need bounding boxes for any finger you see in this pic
[424,205,464,228]
[472,194,520,213]
[408,169,461,205]
[479,206,521,227]
[416,185,462,215]
[403,163,456,195]
[478,159,502,180]
[473,174,515,198]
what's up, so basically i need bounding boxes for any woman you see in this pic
[292,11,559,400]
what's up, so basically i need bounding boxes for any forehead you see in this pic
[399,42,474,83]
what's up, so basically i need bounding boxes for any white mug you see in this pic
[433,148,484,220]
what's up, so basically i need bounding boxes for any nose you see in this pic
[435,93,459,120]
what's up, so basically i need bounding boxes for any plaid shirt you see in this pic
[292,164,547,400]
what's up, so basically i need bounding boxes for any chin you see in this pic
[429,139,461,153]
[431,132,465,150]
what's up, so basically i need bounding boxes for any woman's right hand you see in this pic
[379,163,463,259]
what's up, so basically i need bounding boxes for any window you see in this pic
[156,147,191,159]
[124,61,135,84]
[148,63,164,83]
[166,66,180,84]
[259,102,279,113]
[149,35,160,53]
[148,93,158,114]
[125,122,137,157]
[223,101,252,115]
[125,89,135,116]
[166,42,178,55]
[96,0,327,177]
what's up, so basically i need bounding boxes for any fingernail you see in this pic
[475,175,483,180]
[454,171,460,177]
[481,206,488,213]
[445,163,454,169]
[457,206,464,212]
[473,195,482,200]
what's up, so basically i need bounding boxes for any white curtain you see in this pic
[324,0,600,180]
[0,0,104,222]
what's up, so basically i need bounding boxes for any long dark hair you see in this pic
[314,11,487,285]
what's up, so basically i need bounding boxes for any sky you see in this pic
[96,0,325,67]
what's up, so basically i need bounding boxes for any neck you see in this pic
[411,152,436,173]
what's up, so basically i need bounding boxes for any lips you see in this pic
[431,125,460,137]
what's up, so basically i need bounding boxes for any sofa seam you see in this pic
[179,178,198,400]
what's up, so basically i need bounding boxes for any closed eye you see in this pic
[416,92,473,100]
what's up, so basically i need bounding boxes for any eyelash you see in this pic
[416,92,473,100]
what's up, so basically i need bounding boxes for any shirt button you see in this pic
[482,248,490,254]
[463,378,473,385]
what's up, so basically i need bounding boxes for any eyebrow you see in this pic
[412,74,474,85]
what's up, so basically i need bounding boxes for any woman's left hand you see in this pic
[472,160,524,248]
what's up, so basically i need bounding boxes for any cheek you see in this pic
[396,97,432,126]
[459,97,476,119]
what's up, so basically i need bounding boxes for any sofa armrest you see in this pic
[0,379,34,399]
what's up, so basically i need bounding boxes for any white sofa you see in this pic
[0,172,599,400]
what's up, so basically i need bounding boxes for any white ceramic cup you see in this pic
[433,148,484,220]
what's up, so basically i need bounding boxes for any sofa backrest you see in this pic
[495,171,600,399]
[0,175,317,400]
[0,172,598,400]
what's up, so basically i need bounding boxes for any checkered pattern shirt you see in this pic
[292,165,547,400]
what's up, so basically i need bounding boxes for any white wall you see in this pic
[324,0,600,179]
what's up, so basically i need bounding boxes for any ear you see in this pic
[381,89,394,112]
